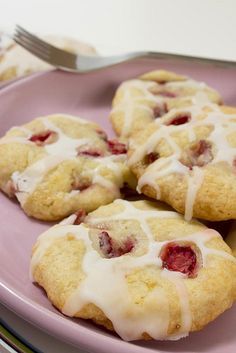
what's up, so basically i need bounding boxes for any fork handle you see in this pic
[133,51,236,68]
[79,50,236,73]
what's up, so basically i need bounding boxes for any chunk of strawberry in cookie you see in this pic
[99,231,113,256]
[78,149,103,157]
[107,139,127,155]
[144,152,159,165]
[167,114,191,126]
[99,231,135,258]
[29,130,58,146]
[181,140,213,168]
[71,177,91,192]
[160,242,199,278]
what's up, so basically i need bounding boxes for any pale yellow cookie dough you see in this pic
[110,70,222,139]
[31,199,236,341]
[0,114,135,221]
[128,104,236,221]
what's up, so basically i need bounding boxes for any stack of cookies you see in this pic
[0,69,235,342]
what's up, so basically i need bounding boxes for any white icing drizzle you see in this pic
[165,79,206,90]
[30,200,234,341]
[59,213,78,225]
[129,104,236,220]
[81,155,125,196]
[111,78,218,138]
[12,155,70,205]
[42,117,91,157]
[41,113,91,125]
[92,173,120,194]
[185,167,205,221]
[95,155,126,177]
[87,199,181,241]
[161,269,191,339]
[64,189,80,200]
[30,224,90,280]
[0,136,33,145]
[6,116,127,204]
[137,157,188,198]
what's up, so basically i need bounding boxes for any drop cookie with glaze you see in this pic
[128,103,236,221]
[0,114,135,221]
[31,199,236,341]
[110,70,222,139]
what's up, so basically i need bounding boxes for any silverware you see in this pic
[13,25,236,73]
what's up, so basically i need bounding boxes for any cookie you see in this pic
[128,103,236,221]
[31,199,236,341]
[110,70,222,139]
[225,222,236,256]
[0,114,135,221]
[0,34,96,81]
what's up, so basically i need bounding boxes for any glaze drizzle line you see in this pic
[129,104,236,220]
[1,115,127,203]
[111,78,217,138]
[31,200,235,341]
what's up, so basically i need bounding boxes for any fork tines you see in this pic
[13,24,50,61]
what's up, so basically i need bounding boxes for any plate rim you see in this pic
[0,65,236,353]
[0,69,161,353]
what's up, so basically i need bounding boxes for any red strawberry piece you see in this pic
[182,140,213,168]
[145,152,159,165]
[99,231,135,258]
[71,178,91,192]
[73,209,87,225]
[29,130,57,146]
[153,103,168,118]
[160,242,198,278]
[120,237,135,255]
[78,149,103,157]
[191,140,212,161]
[99,231,113,257]
[107,139,127,155]
[167,114,191,126]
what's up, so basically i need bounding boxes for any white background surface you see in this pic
[0,0,236,58]
[0,0,236,352]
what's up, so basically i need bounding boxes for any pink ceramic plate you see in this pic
[0,58,236,353]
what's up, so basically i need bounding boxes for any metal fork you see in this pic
[13,25,236,73]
